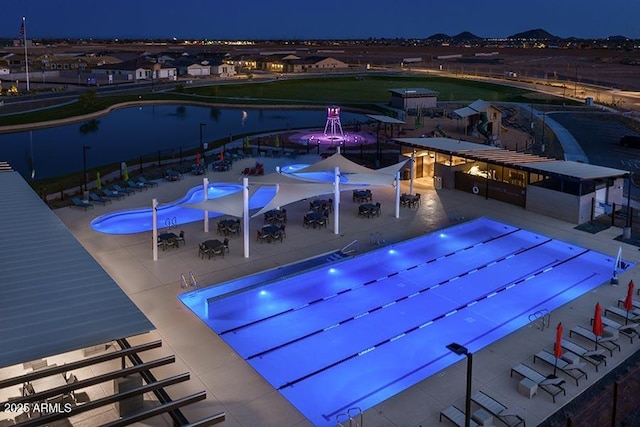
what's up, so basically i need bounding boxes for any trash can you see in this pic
[434,176,442,189]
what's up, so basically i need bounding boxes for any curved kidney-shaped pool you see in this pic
[91,183,276,234]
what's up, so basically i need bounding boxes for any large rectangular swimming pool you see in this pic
[180,217,627,426]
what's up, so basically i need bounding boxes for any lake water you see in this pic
[0,105,367,180]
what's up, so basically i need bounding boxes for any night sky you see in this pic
[3,0,640,40]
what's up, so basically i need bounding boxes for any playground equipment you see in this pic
[477,111,490,139]
[435,123,447,137]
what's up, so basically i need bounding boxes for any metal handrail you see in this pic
[341,239,359,254]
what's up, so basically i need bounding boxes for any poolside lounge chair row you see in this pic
[440,390,525,427]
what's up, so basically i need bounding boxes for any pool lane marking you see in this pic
[319,250,595,421]
[219,228,526,335]
[238,235,553,351]
[274,245,585,389]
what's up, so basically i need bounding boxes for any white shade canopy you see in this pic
[182,186,258,217]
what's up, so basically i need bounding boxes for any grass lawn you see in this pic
[187,75,551,104]
[0,74,572,127]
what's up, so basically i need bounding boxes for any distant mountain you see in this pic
[427,33,450,40]
[607,35,629,40]
[452,31,481,40]
[508,28,556,40]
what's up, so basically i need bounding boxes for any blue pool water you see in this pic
[179,218,631,426]
[91,183,276,234]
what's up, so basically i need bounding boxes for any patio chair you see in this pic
[102,189,125,200]
[561,338,607,372]
[223,238,230,254]
[198,243,211,259]
[510,363,566,402]
[439,405,479,427]
[137,176,159,187]
[211,245,225,259]
[176,230,186,246]
[112,184,134,195]
[374,202,382,217]
[71,197,94,210]
[533,349,588,386]
[89,192,111,205]
[471,390,525,427]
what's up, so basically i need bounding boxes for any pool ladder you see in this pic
[165,216,178,230]
[336,407,363,427]
[341,239,359,255]
[529,308,550,331]
[180,271,199,291]
[369,232,385,246]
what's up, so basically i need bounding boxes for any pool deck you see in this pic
[56,154,640,427]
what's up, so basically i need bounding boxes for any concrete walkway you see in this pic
[55,154,640,427]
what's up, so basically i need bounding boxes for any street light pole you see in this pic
[199,123,207,159]
[446,343,472,427]
[82,145,91,192]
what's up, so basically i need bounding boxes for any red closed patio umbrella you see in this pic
[553,322,563,376]
[592,302,603,350]
[195,152,201,166]
[624,280,635,325]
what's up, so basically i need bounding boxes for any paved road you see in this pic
[550,111,640,200]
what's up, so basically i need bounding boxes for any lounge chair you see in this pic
[71,197,94,210]
[470,391,525,427]
[569,325,621,356]
[112,184,134,195]
[102,189,125,200]
[510,363,566,403]
[533,349,588,386]
[439,405,479,427]
[561,338,607,372]
[617,298,640,310]
[126,179,147,191]
[605,305,640,323]
[89,192,111,205]
[138,176,159,187]
[598,316,638,343]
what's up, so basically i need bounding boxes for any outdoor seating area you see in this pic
[358,202,381,218]
[241,162,264,176]
[400,192,421,209]
[158,230,185,251]
[217,218,241,237]
[257,224,286,243]
[164,169,182,181]
[310,198,333,213]
[264,208,287,225]
[211,159,233,172]
[352,189,372,203]
[303,211,328,228]
[199,238,228,259]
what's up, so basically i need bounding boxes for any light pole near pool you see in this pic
[446,342,473,427]
[82,145,91,192]
[199,122,207,160]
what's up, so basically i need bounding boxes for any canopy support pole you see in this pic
[395,171,400,218]
[410,150,415,195]
[203,177,209,233]
[152,198,158,261]
[243,177,250,258]
[334,166,340,235]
